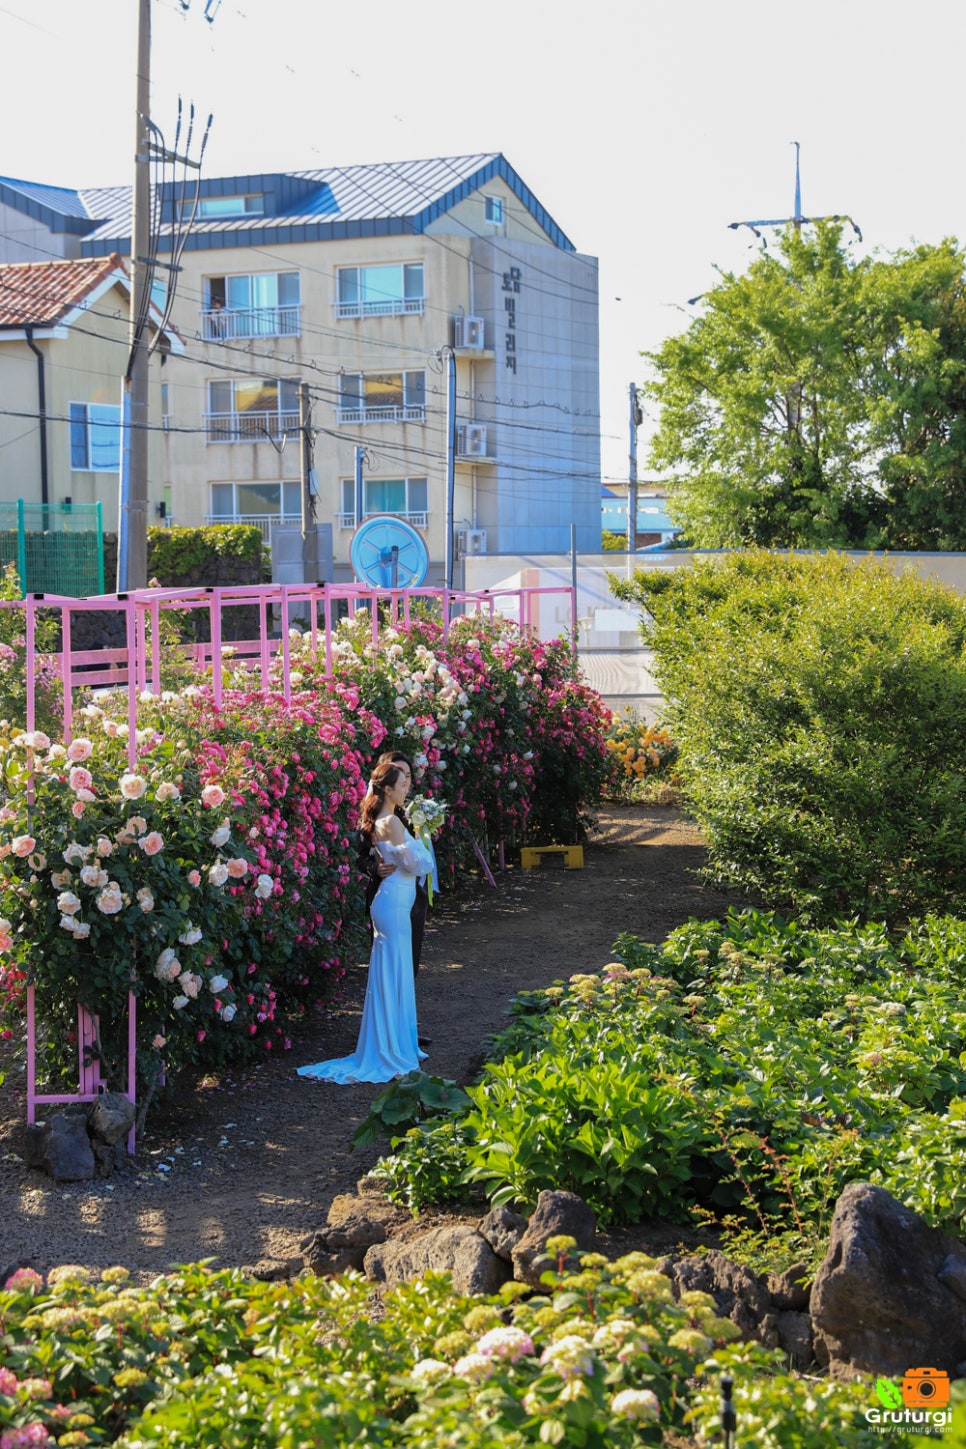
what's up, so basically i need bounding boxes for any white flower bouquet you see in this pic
[407,795,447,839]
[406,795,446,903]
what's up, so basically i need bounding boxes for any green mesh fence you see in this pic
[0,501,104,597]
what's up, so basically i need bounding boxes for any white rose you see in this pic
[220,1004,237,1023]
[209,862,229,887]
[57,891,82,915]
[209,974,229,993]
[180,971,201,998]
[209,824,231,848]
[178,924,202,945]
[255,874,273,900]
[119,774,147,800]
[172,995,189,1010]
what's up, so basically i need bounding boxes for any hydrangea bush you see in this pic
[0,1246,895,1448]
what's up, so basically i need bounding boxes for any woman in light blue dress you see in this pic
[298,760,432,1084]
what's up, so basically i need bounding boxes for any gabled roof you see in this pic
[73,153,576,256]
[0,254,125,328]
[0,254,183,351]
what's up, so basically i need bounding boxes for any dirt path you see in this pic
[0,804,745,1277]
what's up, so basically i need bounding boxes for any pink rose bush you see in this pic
[0,615,611,1115]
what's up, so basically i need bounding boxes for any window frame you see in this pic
[335,262,425,319]
[69,401,121,473]
[338,476,429,528]
[203,270,301,340]
[336,369,427,423]
[203,377,301,444]
[484,195,505,225]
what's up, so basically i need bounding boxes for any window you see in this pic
[337,370,426,423]
[208,481,301,539]
[203,271,301,340]
[339,476,428,527]
[204,378,300,443]
[209,481,301,519]
[69,402,121,472]
[198,194,264,218]
[161,383,170,429]
[336,263,424,318]
[484,196,504,225]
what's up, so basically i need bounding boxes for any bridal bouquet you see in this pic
[407,794,447,839]
[407,795,446,903]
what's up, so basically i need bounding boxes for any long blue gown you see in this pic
[297,831,432,1084]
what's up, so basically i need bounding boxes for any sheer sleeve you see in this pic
[382,835,435,876]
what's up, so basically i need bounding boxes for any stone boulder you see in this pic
[89,1092,136,1147]
[302,1214,388,1277]
[479,1205,528,1263]
[658,1250,777,1346]
[24,1112,95,1182]
[365,1224,510,1296]
[511,1191,597,1289]
[811,1182,966,1378]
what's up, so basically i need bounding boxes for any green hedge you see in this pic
[146,524,263,585]
[612,550,966,922]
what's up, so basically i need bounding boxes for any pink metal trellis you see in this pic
[12,578,576,1144]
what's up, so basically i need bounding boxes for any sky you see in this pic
[3,0,966,484]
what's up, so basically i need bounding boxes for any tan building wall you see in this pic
[0,287,168,532]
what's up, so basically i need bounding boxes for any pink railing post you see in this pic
[280,587,292,701]
[324,584,333,677]
[78,1005,102,1095]
[61,604,73,740]
[150,597,162,695]
[25,594,36,734]
[259,591,270,691]
[125,598,138,773]
[209,590,223,708]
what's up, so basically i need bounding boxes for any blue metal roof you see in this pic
[0,175,99,235]
[69,153,576,257]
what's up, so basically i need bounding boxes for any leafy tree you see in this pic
[644,225,966,549]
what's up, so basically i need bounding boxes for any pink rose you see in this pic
[11,835,36,858]
[120,773,147,800]
[67,738,93,762]
[138,832,164,857]
[71,801,86,818]
[68,766,93,792]
[226,857,248,879]
[187,870,201,887]
[201,784,225,808]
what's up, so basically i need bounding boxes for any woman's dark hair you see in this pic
[358,761,405,841]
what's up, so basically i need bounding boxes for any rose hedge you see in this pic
[0,615,612,1104]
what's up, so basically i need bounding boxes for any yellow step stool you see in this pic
[520,844,584,870]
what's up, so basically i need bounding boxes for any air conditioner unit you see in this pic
[456,529,487,556]
[457,423,487,457]
[454,315,485,350]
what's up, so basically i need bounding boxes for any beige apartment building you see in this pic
[0,156,600,584]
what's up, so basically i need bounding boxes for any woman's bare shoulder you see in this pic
[373,813,406,843]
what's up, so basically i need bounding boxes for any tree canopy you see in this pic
[644,225,966,549]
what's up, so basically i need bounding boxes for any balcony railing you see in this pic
[338,510,428,531]
[204,410,300,444]
[204,512,302,542]
[335,298,425,319]
[336,404,426,425]
[202,305,301,341]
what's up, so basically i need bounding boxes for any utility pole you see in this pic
[627,382,640,552]
[118,0,153,592]
[444,347,456,588]
[298,383,318,584]
[728,142,861,244]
